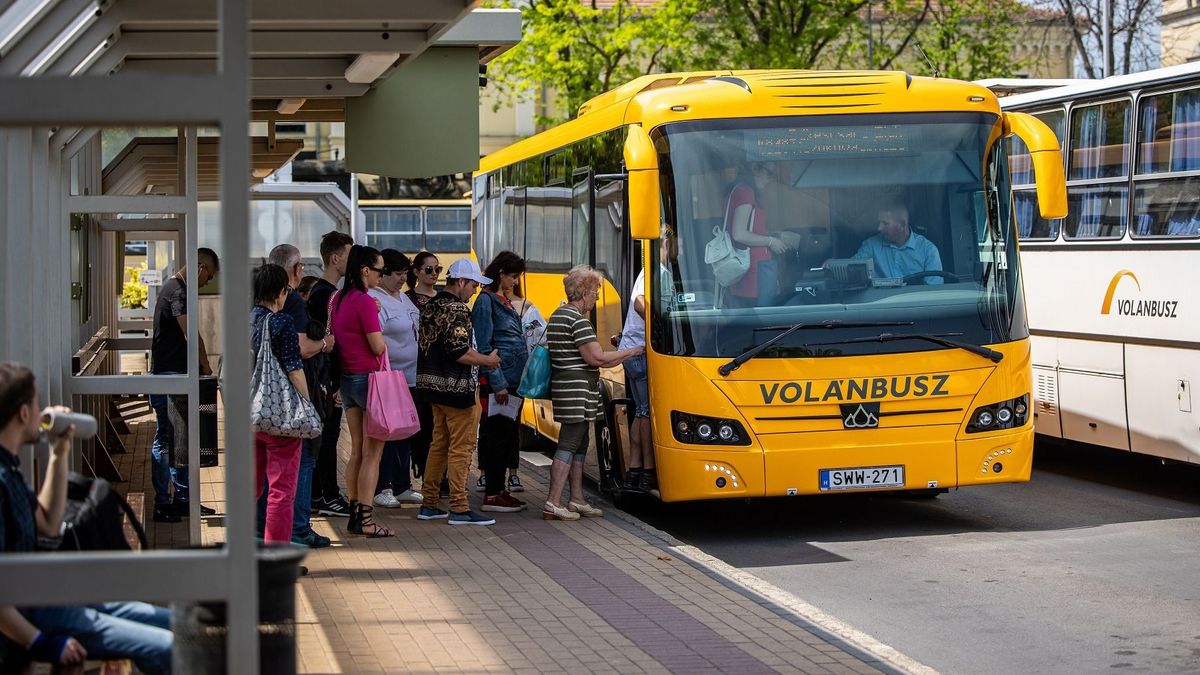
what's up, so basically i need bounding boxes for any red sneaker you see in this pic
[481,492,527,512]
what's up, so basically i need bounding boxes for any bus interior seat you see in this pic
[1168,215,1200,236]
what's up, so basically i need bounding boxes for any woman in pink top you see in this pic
[726,162,798,305]
[329,245,393,537]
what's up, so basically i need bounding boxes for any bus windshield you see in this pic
[650,112,1027,359]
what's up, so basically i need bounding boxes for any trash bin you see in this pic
[171,546,306,674]
[199,375,219,467]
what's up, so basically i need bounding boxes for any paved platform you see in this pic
[111,399,913,674]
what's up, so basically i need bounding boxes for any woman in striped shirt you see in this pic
[544,265,643,521]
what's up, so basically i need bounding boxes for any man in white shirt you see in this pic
[618,229,676,491]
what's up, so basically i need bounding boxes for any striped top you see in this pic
[547,304,600,423]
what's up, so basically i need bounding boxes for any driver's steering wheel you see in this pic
[902,270,958,285]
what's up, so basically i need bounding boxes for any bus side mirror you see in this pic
[624,124,661,241]
[1004,112,1067,219]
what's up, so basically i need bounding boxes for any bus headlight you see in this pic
[671,411,751,446]
[967,394,1029,434]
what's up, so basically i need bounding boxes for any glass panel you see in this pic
[1013,190,1061,240]
[1069,101,1130,179]
[525,187,573,271]
[1137,88,1200,174]
[571,173,592,266]
[1064,186,1128,239]
[363,207,420,234]
[425,206,471,253]
[1008,109,1064,185]
[199,200,340,260]
[367,233,424,252]
[650,112,1027,359]
[1132,176,1200,237]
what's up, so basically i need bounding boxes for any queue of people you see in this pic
[137,226,656,547]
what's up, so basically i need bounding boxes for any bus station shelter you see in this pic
[0,2,519,671]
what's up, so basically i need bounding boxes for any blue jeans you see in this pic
[257,438,313,538]
[377,438,413,494]
[20,602,172,675]
[150,377,187,506]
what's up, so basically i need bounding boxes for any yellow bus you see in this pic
[360,198,474,275]
[474,70,1067,502]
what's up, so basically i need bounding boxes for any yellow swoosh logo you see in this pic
[1100,270,1140,314]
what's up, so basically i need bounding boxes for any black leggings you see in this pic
[479,413,519,496]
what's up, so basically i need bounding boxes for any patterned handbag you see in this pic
[250,316,323,439]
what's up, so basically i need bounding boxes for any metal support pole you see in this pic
[184,127,201,543]
[217,0,258,672]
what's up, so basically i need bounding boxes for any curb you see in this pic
[522,455,937,675]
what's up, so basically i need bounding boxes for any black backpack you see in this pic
[55,472,148,551]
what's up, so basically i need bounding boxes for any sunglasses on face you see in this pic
[366,266,385,275]
[421,265,443,275]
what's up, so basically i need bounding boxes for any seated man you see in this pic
[853,204,945,284]
[0,362,172,674]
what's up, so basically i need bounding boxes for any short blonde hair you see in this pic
[563,264,602,302]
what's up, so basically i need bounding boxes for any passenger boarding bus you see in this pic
[999,62,1200,464]
[360,198,473,275]
[474,70,1067,502]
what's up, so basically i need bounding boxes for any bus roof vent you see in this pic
[737,70,912,111]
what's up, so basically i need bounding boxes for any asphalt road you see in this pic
[633,442,1200,674]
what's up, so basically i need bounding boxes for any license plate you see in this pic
[819,465,905,491]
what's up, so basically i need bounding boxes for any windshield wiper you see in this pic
[807,332,1004,363]
[718,320,914,376]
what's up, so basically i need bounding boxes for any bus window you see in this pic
[364,206,422,252]
[1008,109,1064,185]
[1132,176,1200,238]
[426,207,471,253]
[1013,190,1061,240]
[1069,100,1130,180]
[1064,186,1128,239]
[1136,88,1200,174]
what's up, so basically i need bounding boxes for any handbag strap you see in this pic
[721,189,755,242]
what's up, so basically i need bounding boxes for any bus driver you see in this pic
[853,203,944,284]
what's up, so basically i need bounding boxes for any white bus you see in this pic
[997,62,1200,464]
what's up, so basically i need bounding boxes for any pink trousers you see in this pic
[254,431,302,544]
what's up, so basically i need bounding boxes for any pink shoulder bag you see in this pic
[365,348,419,441]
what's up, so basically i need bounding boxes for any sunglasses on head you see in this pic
[421,265,443,275]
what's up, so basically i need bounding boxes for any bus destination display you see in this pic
[747,125,913,160]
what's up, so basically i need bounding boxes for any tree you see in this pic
[486,0,704,125]
[1031,0,1160,77]
[909,0,1029,80]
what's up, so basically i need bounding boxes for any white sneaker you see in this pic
[373,489,401,508]
[395,489,423,505]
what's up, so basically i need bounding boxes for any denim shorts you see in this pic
[340,373,370,410]
[624,354,649,417]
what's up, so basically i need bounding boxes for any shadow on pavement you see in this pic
[626,439,1200,568]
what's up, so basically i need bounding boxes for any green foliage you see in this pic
[121,264,148,310]
[486,0,706,125]
[487,0,1034,128]
[910,0,1029,80]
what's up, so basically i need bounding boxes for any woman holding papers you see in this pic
[472,251,530,513]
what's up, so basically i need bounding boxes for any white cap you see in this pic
[447,258,492,285]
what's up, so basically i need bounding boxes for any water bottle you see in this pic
[40,408,97,440]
